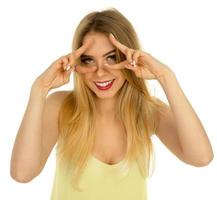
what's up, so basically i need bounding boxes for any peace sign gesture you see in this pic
[33,39,97,93]
[107,33,172,80]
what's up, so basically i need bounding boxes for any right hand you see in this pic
[33,39,97,93]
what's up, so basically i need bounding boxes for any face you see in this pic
[80,32,126,100]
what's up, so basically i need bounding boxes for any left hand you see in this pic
[107,33,173,80]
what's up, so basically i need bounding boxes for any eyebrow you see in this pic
[80,49,116,58]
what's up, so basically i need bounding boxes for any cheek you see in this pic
[116,71,125,81]
[82,73,92,81]
[82,74,94,87]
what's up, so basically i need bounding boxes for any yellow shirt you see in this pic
[50,155,148,200]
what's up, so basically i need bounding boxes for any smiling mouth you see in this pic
[94,79,115,84]
[94,79,115,90]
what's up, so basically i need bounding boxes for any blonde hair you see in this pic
[56,7,165,191]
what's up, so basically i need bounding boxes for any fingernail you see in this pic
[66,65,71,70]
[131,60,136,67]
[67,68,72,73]
[110,33,115,38]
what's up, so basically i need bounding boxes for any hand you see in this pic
[33,39,97,92]
[107,33,173,80]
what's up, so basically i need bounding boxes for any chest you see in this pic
[92,119,127,165]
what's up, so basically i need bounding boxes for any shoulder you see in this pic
[44,90,73,117]
[151,96,167,106]
[46,90,72,106]
[150,96,169,115]
[47,90,72,100]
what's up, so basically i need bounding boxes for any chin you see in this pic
[94,92,117,99]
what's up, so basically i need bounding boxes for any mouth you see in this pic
[94,79,115,90]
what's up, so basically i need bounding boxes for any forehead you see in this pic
[82,32,115,56]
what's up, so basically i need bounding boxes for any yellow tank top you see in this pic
[50,155,148,200]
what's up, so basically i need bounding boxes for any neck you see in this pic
[95,97,118,120]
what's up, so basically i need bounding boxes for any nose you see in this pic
[94,61,110,76]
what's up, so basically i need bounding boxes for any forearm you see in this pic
[10,83,48,181]
[158,70,214,165]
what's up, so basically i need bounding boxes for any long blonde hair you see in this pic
[56,7,165,191]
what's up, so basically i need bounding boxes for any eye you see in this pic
[107,54,117,64]
[80,58,93,64]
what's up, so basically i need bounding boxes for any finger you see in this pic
[64,64,77,73]
[65,64,71,71]
[73,38,94,58]
[124,63,137,71]
[65,40,93,59]
[105,60,128,70]
[66,39,94,69]
[132,51,141,67]
[63,67,73,82]
[141,50,151,56]
[48,56,69,73]
[74,65,97,74]
[139,51,159,67]
[109,33,129,55]
[126,49,134,65]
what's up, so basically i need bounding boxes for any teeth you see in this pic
[96,80,113,87]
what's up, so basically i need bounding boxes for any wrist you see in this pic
[31,81,49,98]
[156,67,176,85]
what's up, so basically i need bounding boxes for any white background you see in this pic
[0,0,216,199]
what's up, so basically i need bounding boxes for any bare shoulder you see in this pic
[44,90,72,128]
[151,96,168,107]
[46,90,72,105]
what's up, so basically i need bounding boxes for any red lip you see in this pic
[94,79,115,90]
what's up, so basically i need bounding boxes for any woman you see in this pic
[10,8,213,200]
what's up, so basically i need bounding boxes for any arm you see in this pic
[155,70,214,167]
[10,84,48,182]
[10,81,70,183]
[10,39,96,182]
[107,34,214,167]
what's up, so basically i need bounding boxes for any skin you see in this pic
[56,31,171,121]
[32,37,97,93]
[77,32,213,166]
[79,32,128,118]
[11,30,213,183]
[38,31,213,166]
[74,31,170,119]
